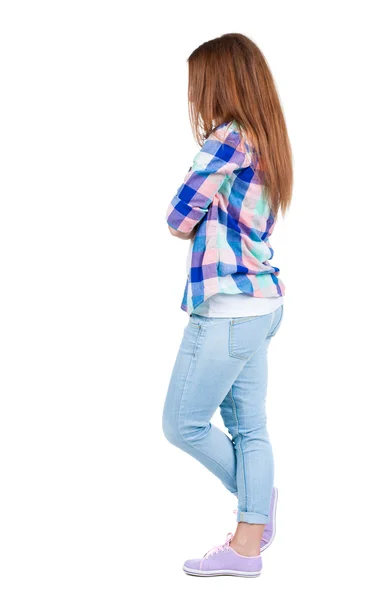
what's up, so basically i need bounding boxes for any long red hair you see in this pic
[187,33,293,217]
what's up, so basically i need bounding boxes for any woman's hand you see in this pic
[168,225,196,241]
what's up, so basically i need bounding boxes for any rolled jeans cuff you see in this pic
[236,510,268,525]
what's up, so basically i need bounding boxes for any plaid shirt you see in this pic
[166,120,285,315]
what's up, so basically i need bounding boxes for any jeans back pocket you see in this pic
[267,304,284,338]
[229,313,270,360]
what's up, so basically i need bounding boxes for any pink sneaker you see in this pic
[183,533,262,578]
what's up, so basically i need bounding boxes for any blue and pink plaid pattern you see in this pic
[166,120,285,315]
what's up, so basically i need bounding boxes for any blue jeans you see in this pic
[162,305,284,524]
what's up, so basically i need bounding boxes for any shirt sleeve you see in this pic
[166,126,248,234]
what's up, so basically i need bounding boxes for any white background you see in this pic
[1,1,371,598]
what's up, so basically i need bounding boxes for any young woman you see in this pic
[163,33,292,578]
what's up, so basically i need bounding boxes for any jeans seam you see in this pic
[230,387,248,513]
[176,324,237,491]
[231,315,261,325]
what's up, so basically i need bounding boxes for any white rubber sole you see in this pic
[261,486,278,552]
[183,566,261,578]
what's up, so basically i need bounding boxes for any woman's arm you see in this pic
[165,125,247,237]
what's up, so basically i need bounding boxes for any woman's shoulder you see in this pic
[210,120,255,168]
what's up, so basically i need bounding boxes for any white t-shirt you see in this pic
[192,292,284,318]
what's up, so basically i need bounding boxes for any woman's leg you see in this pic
[162,314,245,494]
[220,336,273,525]
[219,305,284,555]
[162,310,276,499]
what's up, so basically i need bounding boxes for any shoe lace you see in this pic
[204,532,233,559]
